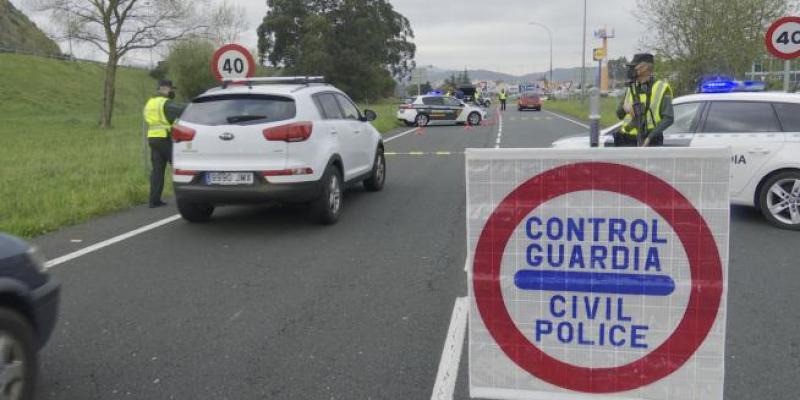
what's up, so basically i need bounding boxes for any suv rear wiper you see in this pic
[226,115,268,123]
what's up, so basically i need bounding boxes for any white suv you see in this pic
[171,77,386,224]
[552,92,800,230]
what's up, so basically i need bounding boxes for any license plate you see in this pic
[205,172,254,185]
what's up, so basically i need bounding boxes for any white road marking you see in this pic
[431,296,469,400]
[44,214,182,269]
[544,110,590,129]
[494,110,503,149]
[384,127,419,142]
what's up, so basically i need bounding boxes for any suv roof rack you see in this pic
[222,76,326,89]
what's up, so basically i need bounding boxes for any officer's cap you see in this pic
[627,53,655,66]
[158,79,176,89]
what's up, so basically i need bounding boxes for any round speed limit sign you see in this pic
[211,44,256,81]
[766,16,800,60]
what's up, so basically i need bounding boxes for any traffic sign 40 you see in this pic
[766,16,800,59]
[211,44,256,82]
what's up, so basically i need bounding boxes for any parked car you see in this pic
[518,92,542,111]
[172,77,386,225]
[396,95,488,127]
[552,91,800,230]
[0,233,60,400]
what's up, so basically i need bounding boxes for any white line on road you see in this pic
[384,127,419,142]
[431,296,469,400]
[44,214,182,269]
[544,110,590,129]
[494,110,504,149]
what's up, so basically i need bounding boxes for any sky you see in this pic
[14,0,648,76]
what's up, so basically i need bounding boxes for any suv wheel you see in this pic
[313,166,343,225]
[759,171,800,230]
[177,199,215,223]
[0,308,36,400]
[415,114,429,127]
[468,112,481,126]
[364,148,386,192]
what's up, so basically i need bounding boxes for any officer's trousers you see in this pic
[148,137,172,205]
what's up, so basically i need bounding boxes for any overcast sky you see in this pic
[15,0,648,76]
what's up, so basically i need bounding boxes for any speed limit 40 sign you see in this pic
[766,16,800,59]
[211,44,256,82]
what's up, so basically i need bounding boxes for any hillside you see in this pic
[0,0,61,55]
[420,66,599,85]
[0,53,156,237]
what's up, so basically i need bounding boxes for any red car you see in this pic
[518,92,542,111]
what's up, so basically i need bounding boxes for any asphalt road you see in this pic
[32,106,800,399]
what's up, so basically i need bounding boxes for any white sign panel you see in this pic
[211,44,256,82]
[466,148,729,400]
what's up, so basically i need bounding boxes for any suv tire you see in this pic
[0,307,37,400]
[364,148,386,192]
[313,165,343,225]
[177,199,215,223]
[758,170,800,230]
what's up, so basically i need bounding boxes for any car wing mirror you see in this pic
[362,109,378,122]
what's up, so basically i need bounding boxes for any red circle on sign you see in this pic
[765,16,800,60]
[211,43,256,82]
[473,162,723,393]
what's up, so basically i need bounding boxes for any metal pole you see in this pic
[581,0,587,97]
[589,87,600,147]
[528,22,553,90]
[785,59,791,92]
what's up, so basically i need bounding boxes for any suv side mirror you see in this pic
[363,109,378,122]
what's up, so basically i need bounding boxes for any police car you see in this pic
[171,77,385,225]
[396,95,488,127]
[551,90,800,230]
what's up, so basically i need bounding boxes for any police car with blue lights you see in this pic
[396,93,488,127]
[552,79,800,230]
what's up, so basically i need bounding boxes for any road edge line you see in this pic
[44,214,182,269]
[544,110,590,129]
[385,127,418,142]
[431,296,469,400]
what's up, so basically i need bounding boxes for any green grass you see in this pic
[544,97,621,128]
[360,101,404,133]
[0,53,405,237]
[0,53,157,238]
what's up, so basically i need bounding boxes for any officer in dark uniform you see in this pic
[615,53,674,147]
[143,80,184,208]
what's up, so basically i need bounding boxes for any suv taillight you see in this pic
[172,125,196,143]
[399,104,413,109]
[263,122,313,142]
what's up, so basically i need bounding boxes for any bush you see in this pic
[166,39,217,100]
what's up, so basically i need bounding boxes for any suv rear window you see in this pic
[523,93,539,100]
[181,94,296,126]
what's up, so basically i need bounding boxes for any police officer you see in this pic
[615,53,674,147]
[143,80,182,208]
[498,88,507,111]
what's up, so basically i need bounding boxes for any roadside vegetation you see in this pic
[544,97,620,128]
[0,53,403,238]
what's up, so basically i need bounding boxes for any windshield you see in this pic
[181,94,296,126]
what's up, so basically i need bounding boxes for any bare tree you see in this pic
[35,0,204,128]
[206,0,249,45]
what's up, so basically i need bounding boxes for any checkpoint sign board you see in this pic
[766,16,800,59]
[211,44,256,82]
[466,148,729,400]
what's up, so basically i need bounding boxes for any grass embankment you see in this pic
[0,53,403,237]
[544,97,620,128]
[1,53,156,238]
[360,101,404,133]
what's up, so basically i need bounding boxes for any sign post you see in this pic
[467,148,730,400]
[210,44,256,82]
[765,16,800,92]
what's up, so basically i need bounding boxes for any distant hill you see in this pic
[415,65,599,85]
[0,0,61,55]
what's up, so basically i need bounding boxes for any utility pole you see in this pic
[594,27,615,92]
[529,22,553,90]
[580,0,587,97]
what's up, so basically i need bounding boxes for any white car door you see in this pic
[691,101,785,196]
[314,93,359,180]
[334,93,373,175]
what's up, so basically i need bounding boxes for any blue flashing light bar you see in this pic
[698,78,767,94]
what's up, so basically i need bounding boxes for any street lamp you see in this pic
[528,22,553,88]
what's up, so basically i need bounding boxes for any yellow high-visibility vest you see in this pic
[143,96,171,138]
[499,91,507,100]
[621,80,672,136]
